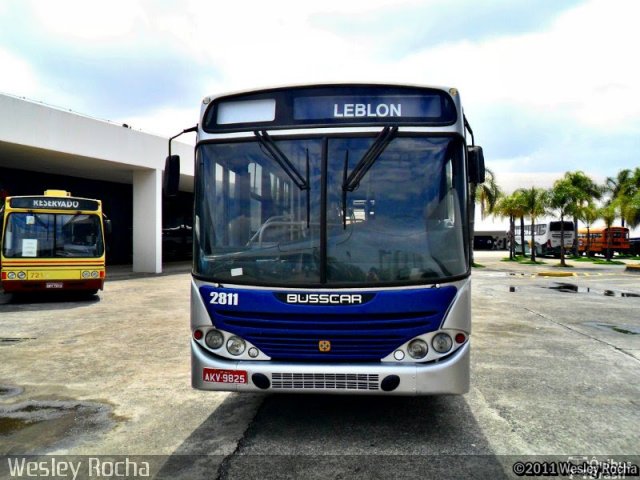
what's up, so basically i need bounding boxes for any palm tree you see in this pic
[610,167,640,228]
[599,203,617,261]
[606,169,632,227]
[512,189,528,257]
[549,179,576,267]
[626,170,640,228]
[521,187,548,262]
[564,171,602,256]
[495,195,517,260]
[476,167,502,220]
[470,167,501,266]
[495,192,527,260]
[577,203,599,256]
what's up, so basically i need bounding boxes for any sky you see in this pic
[1,0,639,210]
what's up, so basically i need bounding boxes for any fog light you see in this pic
[82,271,90,278]
[91,271,99,278]
[248,347,259,358]
[226,336,246,356]
[407,339,428,359]
[205,330,224,349]
[393,350,405,361]
[8,272,16,280]
[432,333,453,353]
[18,271,26,280]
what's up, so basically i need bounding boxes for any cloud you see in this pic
[34,51,215,118]
[31,0,148,41]
[0,0,637,189]
[0,47,41,96]
[0,1,219,119]
[311,0,584,57]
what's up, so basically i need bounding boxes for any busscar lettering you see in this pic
[286,293,364,305]
[334,103,402,118]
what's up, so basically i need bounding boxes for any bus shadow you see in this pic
[159,392,509,479]
[0,291,100,311]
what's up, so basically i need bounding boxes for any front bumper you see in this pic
[1,278,104,292]
[192,340,470,395]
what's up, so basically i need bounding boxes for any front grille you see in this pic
[215,310,441,361]
[271,372,379,390]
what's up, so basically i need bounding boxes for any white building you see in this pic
[0,93,194,273]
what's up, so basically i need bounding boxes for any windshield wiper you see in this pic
[254,130,309,191]
[343,126,398,192]
[341,125,398,228]
[254,130,311,228]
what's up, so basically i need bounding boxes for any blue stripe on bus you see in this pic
[199,285,457,361]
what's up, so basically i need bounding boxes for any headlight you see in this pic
[226,336,246,356]
[82,271,90,279]
[91,271,99,278]
[432,333,453,354]
[8,272,16,280]
[407,339,428,359]
[17,271,26,280]
[205,330,224,349]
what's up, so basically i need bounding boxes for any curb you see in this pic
[536,271,576,277]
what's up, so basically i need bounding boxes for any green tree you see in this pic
[576,203,599,256]
[496,192,527,260]
[626,183,640,229]
[599,203,617,261]
[470,167,501,266]
[549,179,577,267]
[521,187,549,262]
[495,195,516,260]
[476,167,502,220]
[606,169,632,227]
[611,168,640,228]
[512,189,528,257]
[564,171,602,255]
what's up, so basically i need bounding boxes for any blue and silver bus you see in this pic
[165,83,485,395]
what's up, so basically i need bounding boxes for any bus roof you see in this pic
[200,82,458,105]
[578,226,628,233]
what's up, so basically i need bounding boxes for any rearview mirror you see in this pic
[467,146,486,184]
[104,218,113,236]
[164,155,180,197]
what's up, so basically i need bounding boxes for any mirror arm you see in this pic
[168,125,198,158]
[463,115,475,147]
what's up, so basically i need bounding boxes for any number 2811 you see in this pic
[209,292,239,306]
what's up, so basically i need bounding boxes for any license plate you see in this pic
[46,282,64,289]
[203,368,248,384]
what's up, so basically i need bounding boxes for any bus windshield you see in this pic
[3,213,104,258]
[194,134,468,286]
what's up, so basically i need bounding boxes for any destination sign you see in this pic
[293,95,442,121]
[9,197,100,211]
[203,85,457,132]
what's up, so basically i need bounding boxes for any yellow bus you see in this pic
[0,190,109,294]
